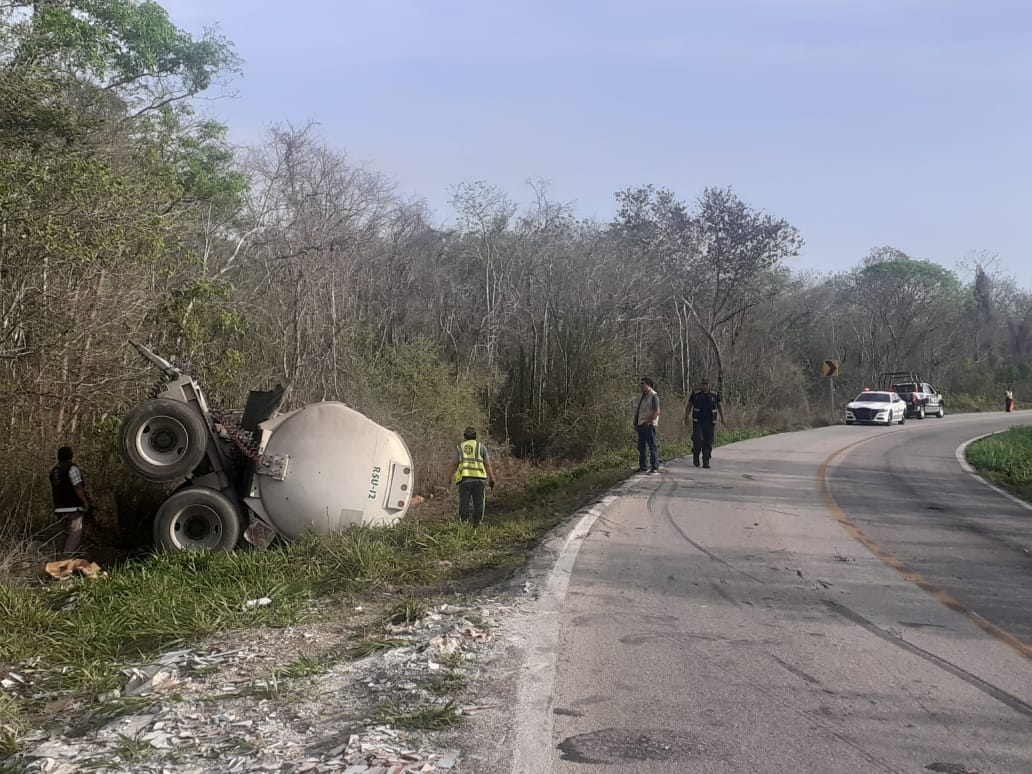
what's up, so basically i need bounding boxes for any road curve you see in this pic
[826,412,1032,649]
[478,411,1032,774]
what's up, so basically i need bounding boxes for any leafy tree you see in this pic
[841,249,963,379]
[4,0,238,117]
[611,186,801,393]
[0,0,241,533]
[683,187,802,390]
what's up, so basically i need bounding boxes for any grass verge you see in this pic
[374,699,463,730]
[0,428,769,752]
[964,425,1032,503]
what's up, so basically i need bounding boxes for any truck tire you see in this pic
[917,405,925,420]
[153,487,241,552]
[121,399,208,482]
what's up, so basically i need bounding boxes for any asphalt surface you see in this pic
[496,411,1032,774]
[828,413,1032,645]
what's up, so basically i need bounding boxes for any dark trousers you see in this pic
[692,421,715,462]
[458,478,487,525]
[636,424,658,471]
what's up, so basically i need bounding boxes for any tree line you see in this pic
[2,0,1030,535]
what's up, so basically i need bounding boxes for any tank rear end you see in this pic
[249,402,414,541]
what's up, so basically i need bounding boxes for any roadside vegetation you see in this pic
[964,425,1032,503]
[0,432,763,754]
[2,0,1032,554]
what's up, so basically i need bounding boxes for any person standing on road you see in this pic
[449,427,497,527]
[49,446,91,556]
[634,378,661,474]
[1005,388,1015,412]
[684,378,725,469]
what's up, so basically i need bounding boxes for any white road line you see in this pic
[510,494,618,774]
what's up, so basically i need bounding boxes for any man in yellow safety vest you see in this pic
[449,426,497,527]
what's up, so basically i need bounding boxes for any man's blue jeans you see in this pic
[636,424,658,471]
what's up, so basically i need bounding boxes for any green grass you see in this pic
[0,692,23,757]
[66,695,161,738]
[374,699,463,730]
[965,425,1032,503]
[217,737,262,756]
[0,428,770,754]
[93,733,155,768]
[346,636,409,659]
[0,550,314,693]
[270,652,344,680]
[382,597,434,626]
[420,667,468,697]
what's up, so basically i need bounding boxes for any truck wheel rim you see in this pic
[171,505,223,549]
[136,417,192,467]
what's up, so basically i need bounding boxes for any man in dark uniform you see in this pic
[49,446,91,556]
[684,379,725,469]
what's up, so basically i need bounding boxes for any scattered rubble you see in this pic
[4,601,513,773]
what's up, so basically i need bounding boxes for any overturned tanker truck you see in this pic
[120,341,415,552]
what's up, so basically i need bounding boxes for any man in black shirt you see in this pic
[49,446,91,556]
[684,379,724,469]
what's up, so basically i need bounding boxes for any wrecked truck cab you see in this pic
[120,341,415,552]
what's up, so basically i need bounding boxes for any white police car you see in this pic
[844,389,907,426]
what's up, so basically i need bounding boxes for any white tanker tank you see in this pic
[245,401,414,542]
[119,342,415,551]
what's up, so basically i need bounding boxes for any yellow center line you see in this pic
[818,437,1032,663]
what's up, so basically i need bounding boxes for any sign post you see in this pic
[822,359,840,424]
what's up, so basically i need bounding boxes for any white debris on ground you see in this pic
[5,600,516,774]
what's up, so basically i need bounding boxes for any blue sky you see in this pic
[162,0,1032,288]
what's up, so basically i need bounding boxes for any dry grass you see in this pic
[405,452,560,524]
[0,542,52,587]
[0,489,138,587]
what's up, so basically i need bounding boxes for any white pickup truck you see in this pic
[120,342,415,552]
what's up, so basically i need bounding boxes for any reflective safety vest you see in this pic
[453,440,487,483]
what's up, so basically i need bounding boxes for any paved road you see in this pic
[497,411,1032,774]
[828,413,1032,645]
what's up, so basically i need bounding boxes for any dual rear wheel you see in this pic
[153,487,242,552]
[119,399,208,482]
[119,399,242,552]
